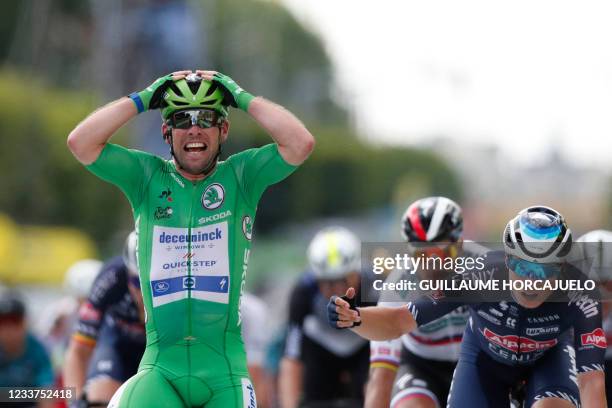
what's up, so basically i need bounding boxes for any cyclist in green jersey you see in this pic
[67,70,315,407]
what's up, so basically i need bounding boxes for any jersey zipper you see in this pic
[185,181,196,341]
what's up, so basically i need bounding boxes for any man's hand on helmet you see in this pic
[196,70,254,112]
[129,70,191,113]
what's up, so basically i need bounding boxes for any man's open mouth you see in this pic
[184,142,207,153]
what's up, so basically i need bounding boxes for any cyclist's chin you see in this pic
[512,290,549,309]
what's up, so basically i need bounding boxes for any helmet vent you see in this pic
[169,83,182,97]
[205,82,219,97]
[187,80,200,94]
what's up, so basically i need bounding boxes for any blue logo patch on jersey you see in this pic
[153,281,170,294]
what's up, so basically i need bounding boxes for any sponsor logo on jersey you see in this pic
[489,307,503,317]
[170,173,185,188]
[150,224,230,307]
[153,281,170,294]
[202,183,225,210]
[580,328,607,349]
[482,328,557,353]
[242,215,253,240]
[241,378,257,408]
[526,326,560,336]
[159,188,173,202]
[527,314,560,324]
[183,277,195,289]
[158,228,222,243]
[237,248,250,326]
[154,206,173,220]
[477,309,501,325]
[198,210,232,225]
[569,294,599,319]
[162,260,217,269]
[505,317,516,329]
[563,343,579,386]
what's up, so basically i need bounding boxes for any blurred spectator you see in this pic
[0,286,54,408]
[37,259,102,373]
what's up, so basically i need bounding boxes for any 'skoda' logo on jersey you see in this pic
[202,183,225,210]
[242,215,253,241]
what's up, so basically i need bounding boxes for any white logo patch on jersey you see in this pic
[150,223,230,307]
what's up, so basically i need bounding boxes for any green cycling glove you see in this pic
[212,72,255,112]
[129,74,175,113]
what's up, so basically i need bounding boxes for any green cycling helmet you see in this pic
[161,74,229,120]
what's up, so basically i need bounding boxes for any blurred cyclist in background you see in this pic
[366,197,488,408]
[63,232,145,407]
[280,227,371,408]
[0,286,54,408]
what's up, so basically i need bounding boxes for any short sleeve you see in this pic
[228,144,298,206]
[74,262,124,344]
[86,143,160,208]
[570,291,606,373]
[283,280,314,360]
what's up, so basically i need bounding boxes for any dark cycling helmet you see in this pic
[401,197,463,242]
[503,206,572,263]
[160,73,229,120]
[0,286,25,318]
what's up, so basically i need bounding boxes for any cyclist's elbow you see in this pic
[394,306,416,336]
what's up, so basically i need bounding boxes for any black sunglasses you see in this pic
[169,109,225,129]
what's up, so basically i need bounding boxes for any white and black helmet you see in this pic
[123,231,139,277]
[307,227,361,280]
[401,197,463,242]
[503,206,572,263]
[576,230,612,270]
[64,259,103,298]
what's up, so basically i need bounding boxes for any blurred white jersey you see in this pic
[240,292,269,366]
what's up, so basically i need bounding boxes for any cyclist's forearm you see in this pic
[63,339,94,397]
[351,306,415,341]
[67,97,138,165]
[247,97,314,166]
[578,371,607,408]
[364,367,396,408]
[278,358,303,408]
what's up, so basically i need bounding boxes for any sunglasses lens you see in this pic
[508,256,561,279]
[171,110,222,129]
[172,112,192,129]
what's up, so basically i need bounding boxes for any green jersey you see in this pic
[87,142,296,407]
